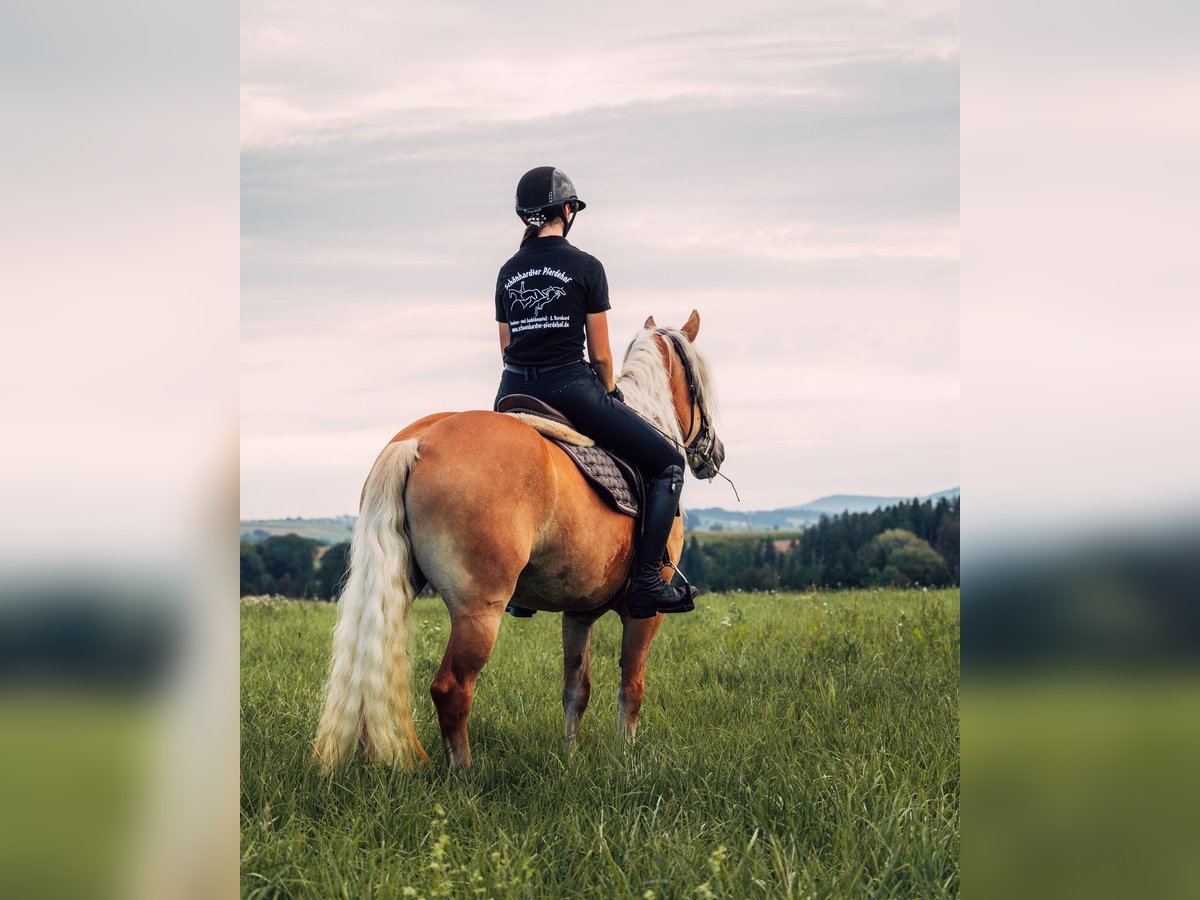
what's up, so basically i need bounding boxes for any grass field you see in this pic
[241,589,959,899]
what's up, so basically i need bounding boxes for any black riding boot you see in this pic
[627,465,698,619]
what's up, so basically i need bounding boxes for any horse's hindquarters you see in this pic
[404,411,634,611]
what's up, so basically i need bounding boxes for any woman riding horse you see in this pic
[312,171,725,771]
[494,166,698,619]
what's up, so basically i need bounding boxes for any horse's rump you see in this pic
[403,411,636,613]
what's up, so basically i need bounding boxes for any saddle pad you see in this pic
[553,441,640,518]
[501,406,640,517]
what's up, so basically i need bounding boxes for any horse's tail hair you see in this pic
[313,439,429,772]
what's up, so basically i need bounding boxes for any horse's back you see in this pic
[403,410,633,609]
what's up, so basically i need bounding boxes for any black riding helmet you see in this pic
[515,166,587,236]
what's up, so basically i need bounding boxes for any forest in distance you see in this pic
[240,496,960,599]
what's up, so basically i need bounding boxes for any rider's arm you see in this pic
[585,312,616,393]
[498,322,511,359]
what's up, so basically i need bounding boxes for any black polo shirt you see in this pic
[494,236,611,367]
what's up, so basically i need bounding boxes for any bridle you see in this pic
[654,329,724,482]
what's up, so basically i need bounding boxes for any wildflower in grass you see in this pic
[467,868,485,895]
[424,806,454,897]
[708,844,728,878]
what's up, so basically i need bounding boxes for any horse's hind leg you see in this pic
[562,611,601,752]
[617,612,664,741]
[429,604,505,770]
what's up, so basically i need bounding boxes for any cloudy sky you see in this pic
[241,0,958,518]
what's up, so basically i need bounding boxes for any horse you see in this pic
[313,309,723,771]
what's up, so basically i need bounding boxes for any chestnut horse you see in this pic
[313,310,721,771]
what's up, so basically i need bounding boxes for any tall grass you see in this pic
[241,590,959,898]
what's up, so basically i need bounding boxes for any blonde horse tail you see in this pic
[313,439,430,772]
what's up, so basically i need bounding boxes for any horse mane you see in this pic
[617,327,718,443]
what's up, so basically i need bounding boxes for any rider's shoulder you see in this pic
[497,250,525,273]
[566,244,605,270]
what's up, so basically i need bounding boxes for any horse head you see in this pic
[624,310,724,480]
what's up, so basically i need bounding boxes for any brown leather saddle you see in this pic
[497,394,643,517]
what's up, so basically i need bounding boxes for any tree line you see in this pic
[678,496,959,592]
[241,535,349,600]
[240,496,959,599]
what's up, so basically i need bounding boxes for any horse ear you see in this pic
[644,315,657,329]
[680,309,700,342]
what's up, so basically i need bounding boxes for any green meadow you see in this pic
[241,589,959,899]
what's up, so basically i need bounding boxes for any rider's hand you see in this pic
[608,386,624,403]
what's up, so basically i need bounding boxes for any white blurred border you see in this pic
[962,0,1200,560]
[0,2,238,898]
[963,3,1200,899]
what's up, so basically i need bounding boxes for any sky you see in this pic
[240,0,959,518]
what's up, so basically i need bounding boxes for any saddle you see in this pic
[497,394,643,517]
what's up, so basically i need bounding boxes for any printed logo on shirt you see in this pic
[507,281,566,317]
[501,262,578,334]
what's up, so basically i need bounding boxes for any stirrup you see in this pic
[627,557,698,619]
[658,555,696,595]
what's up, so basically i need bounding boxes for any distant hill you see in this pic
[240,516,357,545]
[683,488,960,532]
[241,489,960,539]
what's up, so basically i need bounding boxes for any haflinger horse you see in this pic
[313,310,722,771]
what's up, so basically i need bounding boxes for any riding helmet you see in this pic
[515,166,587,224]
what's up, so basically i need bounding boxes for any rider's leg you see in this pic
[540,371,698,617]
[625,463,698,617]
[492,364,697,617]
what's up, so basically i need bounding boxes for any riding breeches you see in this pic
[494,361,684,480]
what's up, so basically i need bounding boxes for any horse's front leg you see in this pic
[429,604,505,771]
[617,612,663,741]
[562,611,600,753]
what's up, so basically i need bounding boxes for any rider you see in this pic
[493,166,698,619]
